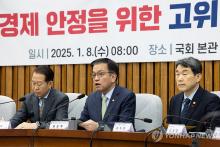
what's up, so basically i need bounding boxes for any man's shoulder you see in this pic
[87,91,99,98]
[115,85,133,94]
[171,92,183,101]
[88,86,135,98]
[50,88,67,99]
[113,86,135,100]
[24,92,35,99]
[200,88,220,101]
[88,86,134,97]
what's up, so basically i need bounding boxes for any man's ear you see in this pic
[196,73,202,83]
[48,81,53,88]
[111,73,117,82]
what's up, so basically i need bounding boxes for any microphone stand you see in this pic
[143,126,165,147]
[89,124,105,147]
[191,136,200,147]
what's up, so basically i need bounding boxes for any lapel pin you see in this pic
[192,101,196,107]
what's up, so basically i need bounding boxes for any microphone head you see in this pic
[77,94,85,99]
[19,97,26,102]
[143,118,152,123]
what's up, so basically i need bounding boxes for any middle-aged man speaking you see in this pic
[79,58,136,131]
[10,65,69,129]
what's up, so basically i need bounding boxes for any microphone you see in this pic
[163,114,208,128]
[19,97,26,102]
[41,94,86,128]
[163,114,210,136]
[46,93,85,117]
[0,96,26,104]
[200,110,220,133]
[141,118,153,123]
[107,113,152,123]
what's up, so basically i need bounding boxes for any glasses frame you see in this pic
[91,71,113,79]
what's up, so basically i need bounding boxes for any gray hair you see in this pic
[176,57,202,75]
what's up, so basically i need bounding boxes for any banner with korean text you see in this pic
[0,0,219,66]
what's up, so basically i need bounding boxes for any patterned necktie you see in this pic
[102,95,107,119]
[39,98,45,119]
[180,98,191,124]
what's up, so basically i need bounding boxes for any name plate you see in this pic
[49,121,69,130]
[212,127,220,139]
[0,121,11,129]
[166,124,187,135]
[113,122,134,132]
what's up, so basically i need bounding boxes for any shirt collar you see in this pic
[38,88,51,99]
[184,85,199,101]
[102,87,115,100]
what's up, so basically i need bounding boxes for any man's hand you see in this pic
[79,119,99,131]
[15,122,38,129]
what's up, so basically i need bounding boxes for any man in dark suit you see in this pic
[168,57,220,130]
[79,58,136,131]
[10,65,69,129]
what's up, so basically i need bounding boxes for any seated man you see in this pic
[10,65,69,129]
[79,58,136,131]
[168,57,220,131]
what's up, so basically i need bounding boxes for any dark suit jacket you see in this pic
[10,88,69,128]
[79,86,136,129]
[168,86,220,130]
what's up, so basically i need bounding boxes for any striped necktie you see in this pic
[39,98,45,119]
[180,98,191,124]
[102,95,107,119]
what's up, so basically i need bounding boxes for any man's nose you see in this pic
[94,75,100,81]
[33,86,39,91]
[177,75,183,81]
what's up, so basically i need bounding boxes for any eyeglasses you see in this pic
[91,71,113,79]
[31,81,47,87]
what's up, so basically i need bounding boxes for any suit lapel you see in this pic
[96,92,102,121]
[41,89,55,121]
[32,95,40,121]
[103,86,119,121]
[185,87,203,124]
[175,93,184,123]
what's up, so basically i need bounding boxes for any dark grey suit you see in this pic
[10,88,69,128]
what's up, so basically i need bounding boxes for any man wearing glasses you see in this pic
[10,65,69,129]
[79,58,136,131]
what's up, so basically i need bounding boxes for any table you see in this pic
[0,129,219,147]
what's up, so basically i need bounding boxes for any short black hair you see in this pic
[33,65,54,82]
[176,57,202,75]
[91,58,119,77]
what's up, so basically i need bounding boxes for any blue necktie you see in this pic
[180,98,191,124]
